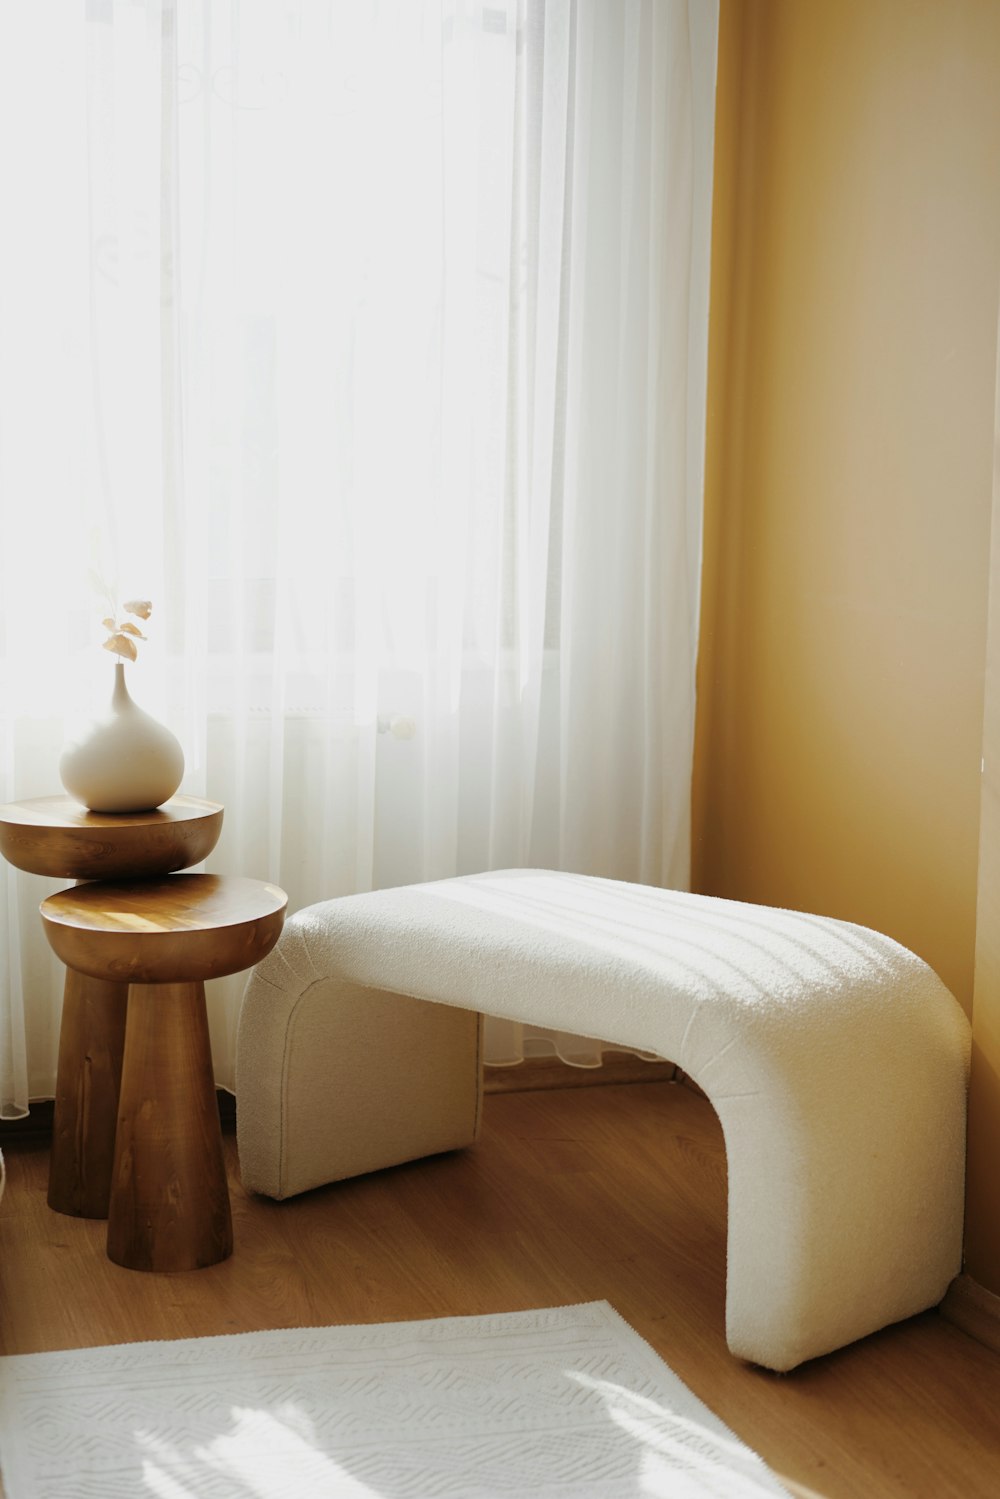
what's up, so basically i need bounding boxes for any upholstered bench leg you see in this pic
[237,979,482,1201]
[711,1018,968,1369]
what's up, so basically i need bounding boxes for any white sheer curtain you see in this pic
[0,0,718,1115]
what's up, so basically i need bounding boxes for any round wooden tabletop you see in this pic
[0,795,224,880]
[40,873,287,985]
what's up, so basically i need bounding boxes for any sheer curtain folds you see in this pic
[0,0,718,1113]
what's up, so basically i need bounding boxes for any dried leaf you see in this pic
[119,622,146,639]
[124,599,153,620]
[103,633,138,661]
[101,617,115,631]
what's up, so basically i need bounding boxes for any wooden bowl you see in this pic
[0,795,224,881]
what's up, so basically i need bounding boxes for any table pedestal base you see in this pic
[48,971,128,1219]
[107,980,233,1273]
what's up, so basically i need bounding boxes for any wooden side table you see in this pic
[0,796,224,1218]
[41,874,286,1271]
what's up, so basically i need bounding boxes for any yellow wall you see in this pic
[966,333,1000,1294]
[694,0,1000,1287]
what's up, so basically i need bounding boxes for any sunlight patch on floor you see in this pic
[138,1405,381,1499]
[571,1372,790,1497]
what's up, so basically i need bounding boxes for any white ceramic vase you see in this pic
[60,663,185,813]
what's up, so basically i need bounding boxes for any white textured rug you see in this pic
[0,1302,790,1498]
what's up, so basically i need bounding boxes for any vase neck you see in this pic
[111,661,132,709]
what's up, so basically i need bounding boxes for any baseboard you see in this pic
[7,1068,683,1128]
[484,1053,678,1094]
[940,1273,1000,1357]
[218,1088,237,1132]
[0,1101,55,1141]
[2,1091,237,1141]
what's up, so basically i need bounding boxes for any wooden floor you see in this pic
[2,1079,999,1497]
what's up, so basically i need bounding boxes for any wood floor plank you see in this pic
[1,1081,998,1497]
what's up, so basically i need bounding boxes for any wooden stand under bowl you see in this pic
[41,873,286,1271]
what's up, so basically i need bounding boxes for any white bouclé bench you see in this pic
[235,869,971,1372]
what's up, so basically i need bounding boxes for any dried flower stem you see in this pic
[89,570,153,663]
